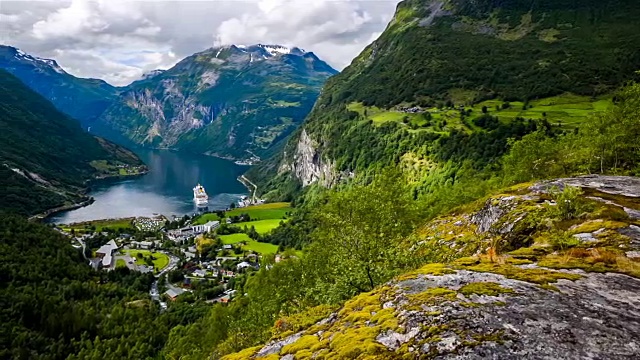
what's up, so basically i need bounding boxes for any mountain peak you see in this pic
[140,69,165,80]
[2,45,67,75]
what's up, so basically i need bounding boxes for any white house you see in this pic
[193,269,206,277]
[191,220,220,234]
[96,240,118,268]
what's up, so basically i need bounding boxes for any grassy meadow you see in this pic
[61,218,135,233]
[347,93,612,133]
[218,233,279,255]
[122,250,170,270]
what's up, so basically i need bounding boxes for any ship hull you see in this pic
[194,198,208,207]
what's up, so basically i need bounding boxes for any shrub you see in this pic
[548,230,580,251]
[548,186,593,220]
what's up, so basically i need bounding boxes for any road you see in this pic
[76,238,88,260]
[149,250,180,310]
[239,175,258,203]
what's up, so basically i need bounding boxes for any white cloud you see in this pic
[1,0,400,86]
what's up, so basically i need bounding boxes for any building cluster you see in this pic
[133,216,166,232]
[167,220,220,243]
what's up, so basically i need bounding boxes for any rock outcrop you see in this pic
[278,130,339,187]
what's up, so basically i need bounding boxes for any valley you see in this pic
[3,0,640,359]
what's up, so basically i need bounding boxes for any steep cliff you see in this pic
[223,175,640,359]
[96,44,337,160]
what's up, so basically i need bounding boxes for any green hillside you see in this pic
[248,0,640,199]
[0,70,144,216]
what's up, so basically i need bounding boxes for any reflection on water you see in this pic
[49,149,249,223]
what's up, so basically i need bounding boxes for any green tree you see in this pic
[308,169,421,296]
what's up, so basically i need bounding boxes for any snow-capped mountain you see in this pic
[12,48,68,74]
[97,43,337,160]
[0,45,118,127]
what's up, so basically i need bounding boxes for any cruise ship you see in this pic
[193,184,209,207]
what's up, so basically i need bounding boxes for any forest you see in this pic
[0,215,215,359]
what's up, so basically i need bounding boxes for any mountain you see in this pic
[0,45,118,128]
[247,0,640,199]
[94,44,338,160]
[0,70,144,216]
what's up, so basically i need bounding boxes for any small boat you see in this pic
[193,184,209,207]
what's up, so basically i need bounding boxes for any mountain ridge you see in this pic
[94,43,337,160]
[0,69,144,216]
[0,45,119,128]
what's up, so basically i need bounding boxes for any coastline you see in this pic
[32,169,150,223]
[29,198,95,222]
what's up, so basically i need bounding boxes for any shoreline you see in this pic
[29,198,95,222]
[32,170,149,223]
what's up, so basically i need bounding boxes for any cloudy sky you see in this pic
[0,0,401,86]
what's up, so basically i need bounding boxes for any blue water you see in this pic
[49,148,249,223]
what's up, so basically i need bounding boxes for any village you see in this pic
[57,202,292,305]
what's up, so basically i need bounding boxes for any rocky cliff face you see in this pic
[278,130,339,187]
[223,175,640,359]
[98,44,337,160]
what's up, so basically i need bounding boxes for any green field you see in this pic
[123,250,170,270]
[348,93,612,132]
[472,93,612,128]
[227,202,291,220]
[116,259,127,268]
[220,233,252,244]
[219,234,279,255]
[235,219,283,234]
[62,218,134,233]
[193,202,291,224]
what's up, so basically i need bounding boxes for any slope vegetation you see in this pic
[0,70,143,216]
[248,0,640,199]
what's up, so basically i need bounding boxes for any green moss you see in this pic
[508,246,549,258]
[293,349,313,359]
[457,261,582,285]
[338,291,381,317]
[327,326,388,359]
[453,257,480,266]
[396,263,455,281]
[220,345,261,360]
[281,335,320,355]
[458,282,514,297]
[408,287,457,308]
[273,304,337,339]
[538,248,640,278]
[570,220,628,234]
[505,257,534,265]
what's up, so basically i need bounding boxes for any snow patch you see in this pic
[258,44,296,56]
